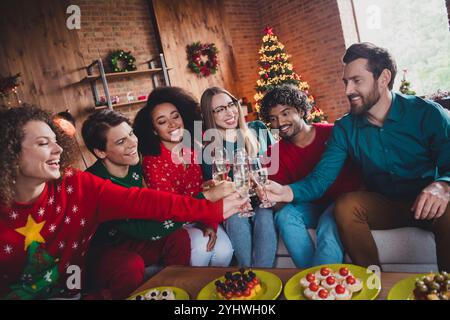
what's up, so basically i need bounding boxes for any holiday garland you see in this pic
[186,42,218,77]
[108,50,137,73]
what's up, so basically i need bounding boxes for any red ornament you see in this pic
[264,26,274,35]
[264,74,269,79]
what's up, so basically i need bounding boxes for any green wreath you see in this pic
[186,42,218,77]
[108,50,137,73]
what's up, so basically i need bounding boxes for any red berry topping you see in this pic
[247,281,254,289]
[335,285,346,294]
[339,267,349,276]
[225,292,233,299]
[243,288,251,297]
[320,267,331,276]
[252,277,259,285]
[318,289,329,299]
[326,276,336,285]
[235,291,242,297]
[346,276,356,285]
[309,282,319,292]
[306,273,316,282]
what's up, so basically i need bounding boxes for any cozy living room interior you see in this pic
[1,0,450,301]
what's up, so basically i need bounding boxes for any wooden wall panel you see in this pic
[152,0,239,100]
[0,0,94,169]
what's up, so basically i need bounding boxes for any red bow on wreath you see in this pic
[186,42,219,77]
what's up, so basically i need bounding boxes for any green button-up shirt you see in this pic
[289,92,450,202]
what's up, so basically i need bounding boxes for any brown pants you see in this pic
[334,191,450,271]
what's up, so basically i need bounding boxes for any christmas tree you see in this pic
[399,69,416,95]
[254,26,319,119]
[5,241,60,300]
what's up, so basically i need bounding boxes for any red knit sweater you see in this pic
[0,169,222,298]
[269,123,361,204]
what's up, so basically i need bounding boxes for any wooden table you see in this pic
[132,266,416,300]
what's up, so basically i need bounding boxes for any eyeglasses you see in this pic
[212,101,238,116]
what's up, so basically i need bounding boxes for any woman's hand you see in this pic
[222,192,250,219]
[203,180,236,202]
[263,180,294,203]
[198,224,217,252]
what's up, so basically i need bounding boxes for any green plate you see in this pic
[197,270,283,300]
[284,264,381,300]
[387,274,426,300]
[128,286,190,300]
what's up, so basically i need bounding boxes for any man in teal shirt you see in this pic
[265,42,450,271]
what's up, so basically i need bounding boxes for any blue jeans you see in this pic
[224,207,277,267]
[275,202,344,268]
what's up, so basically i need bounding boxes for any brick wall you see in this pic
[76,0,161,121]
[253,0,351,121]
[223,0,355,121]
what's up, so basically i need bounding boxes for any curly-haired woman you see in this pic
[134,87,234,267]
[0,105,246,300]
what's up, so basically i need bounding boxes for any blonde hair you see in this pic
[200,87,259,157]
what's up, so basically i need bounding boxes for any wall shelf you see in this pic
[83,53,171,111]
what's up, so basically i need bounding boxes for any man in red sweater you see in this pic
[260,84,360,268]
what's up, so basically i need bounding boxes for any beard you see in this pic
[348,83,381,115]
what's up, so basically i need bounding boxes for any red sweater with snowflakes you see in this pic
[142,143,219,230]
[0,169,222,299]
[269,123,361,204]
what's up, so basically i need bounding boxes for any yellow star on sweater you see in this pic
[15,215,46,251]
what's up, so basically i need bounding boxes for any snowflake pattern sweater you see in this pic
[0,169,223,299]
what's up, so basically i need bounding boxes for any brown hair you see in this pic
[200,87,259,157]
[81,109,131,157]
[343,42,397,90]
[0,104,77,206]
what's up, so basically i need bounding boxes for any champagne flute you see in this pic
[233,149,254,218]
[212,147,231,183]
[248,156,275,208]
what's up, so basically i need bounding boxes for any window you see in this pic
[353,0,450,96]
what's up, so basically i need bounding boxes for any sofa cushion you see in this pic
[276,227,437,267]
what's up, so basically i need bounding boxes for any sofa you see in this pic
[275,227,438,273]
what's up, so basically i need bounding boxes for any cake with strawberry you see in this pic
[300,272,317,288]
[303,282,322,299]
[332,284,353,300]
[321,275,338,291]
[315,267,333,282]
[300,265,364,300]
[215,268,262,300]
[335,267,352,282]
[343,275,363,293]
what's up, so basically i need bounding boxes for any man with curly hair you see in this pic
[260,84,360,267]
[0,105,247,300]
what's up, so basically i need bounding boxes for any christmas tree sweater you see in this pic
[0,168,222,299]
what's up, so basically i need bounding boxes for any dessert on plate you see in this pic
[413,271,450,300]
[215,268,262,300]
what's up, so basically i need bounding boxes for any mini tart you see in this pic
[344,276,363,293]
[312,288,335,300]
[332,285,353,300]
[303,283,322,300]
[159,289,175,300]
[321,276,338,291]
[144,289,160,300]
[315,267,334,282]
[300,273,317,288]
[335,267,352,282]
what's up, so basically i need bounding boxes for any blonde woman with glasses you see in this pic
[200,87,277,267]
